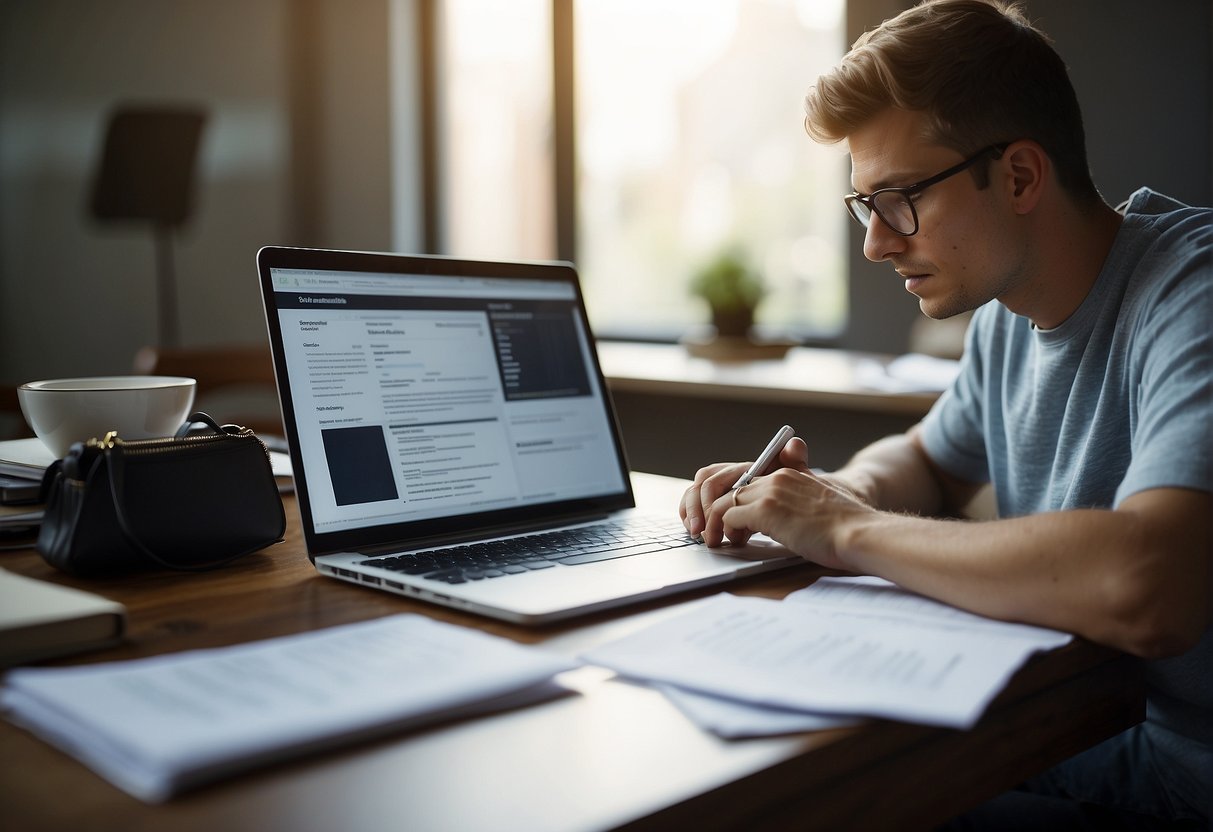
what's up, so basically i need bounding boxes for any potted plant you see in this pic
[689,247,765,339]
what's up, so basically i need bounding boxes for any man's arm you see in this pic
[707,464,1210,659]
[680,426,963,533]
[843,487,1210,658]
[825,426,982,516]
[683,427,1210,658]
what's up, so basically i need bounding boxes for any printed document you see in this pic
[582,578,1072,730]
[785,576,1074,647]
[655,683,860,739]
[1,614,576,802]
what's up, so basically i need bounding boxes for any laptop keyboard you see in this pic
[359,517,700,584]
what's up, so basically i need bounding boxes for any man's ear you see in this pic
[1003,140,1048,215]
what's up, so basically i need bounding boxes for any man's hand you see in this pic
[714,467,876,569]
[680,436,810,539]
[680,437,872,565]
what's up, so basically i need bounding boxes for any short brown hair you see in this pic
[804,0,1099,201]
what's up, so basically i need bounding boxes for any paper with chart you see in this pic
[582,579,1073,730]
[2,614,576,802]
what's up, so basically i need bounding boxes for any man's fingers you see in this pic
[720,484,757,545]
[681,485,703,533]
[780,436,811,472]
[682,459,777,541]
[682,462,731,533]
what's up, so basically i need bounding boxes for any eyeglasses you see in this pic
[844,143,1009,236]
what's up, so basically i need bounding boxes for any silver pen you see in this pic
[730,425,796,491]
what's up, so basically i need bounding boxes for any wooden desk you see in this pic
[0,475,1142,832]
[597,343,943,477]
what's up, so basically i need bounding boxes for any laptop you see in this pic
[256,246,798,624]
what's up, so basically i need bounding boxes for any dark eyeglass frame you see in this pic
[844,143,1010,237]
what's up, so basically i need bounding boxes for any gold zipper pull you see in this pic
[87,430,120,450]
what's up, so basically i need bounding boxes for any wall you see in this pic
[1037,0,1212,210]
[0,0,393,388]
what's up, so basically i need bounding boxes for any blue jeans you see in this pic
[940,725,1211,831]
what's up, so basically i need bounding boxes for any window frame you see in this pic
[413,0,858,346]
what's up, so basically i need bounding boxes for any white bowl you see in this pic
[17,376,197,458]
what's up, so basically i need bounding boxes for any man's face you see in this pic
[846,108,1022,319]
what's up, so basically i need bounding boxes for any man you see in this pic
[680,1,1211,828]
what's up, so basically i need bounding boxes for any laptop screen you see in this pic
[257,248,634,556]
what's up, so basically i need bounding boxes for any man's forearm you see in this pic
[831,429,962,515]
[831,488,1211,658]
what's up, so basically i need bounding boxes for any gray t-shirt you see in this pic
[920,187,1211,815]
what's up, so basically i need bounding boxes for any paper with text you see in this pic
[655,683,860,739]
[786,576,1073,648]
[1,614,576,802]
[582,586,1072,730]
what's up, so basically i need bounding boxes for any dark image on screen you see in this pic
[322,425,399,506]
[489,304,590,401]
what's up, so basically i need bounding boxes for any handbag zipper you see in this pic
[86,428,271,466]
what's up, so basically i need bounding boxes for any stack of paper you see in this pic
[0,438,51,480]
[0,502,43,533]
[1,614,575,802]
[581,577,1072,734]
[0,439,49,530]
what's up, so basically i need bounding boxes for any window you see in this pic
[434,0,847,340]
[436,0,556,261]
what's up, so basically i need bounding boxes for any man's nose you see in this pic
[861,213,909,263]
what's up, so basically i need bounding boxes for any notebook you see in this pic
[256,246,798,624]
[0,568,126,666]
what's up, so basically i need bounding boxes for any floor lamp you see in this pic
[89,105,207,349]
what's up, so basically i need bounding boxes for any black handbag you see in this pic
[36,412,286,574]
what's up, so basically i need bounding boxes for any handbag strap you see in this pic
[175,410,241,439]
[106,412,267,572]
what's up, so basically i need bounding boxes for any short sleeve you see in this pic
[1116,224,1213,504]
